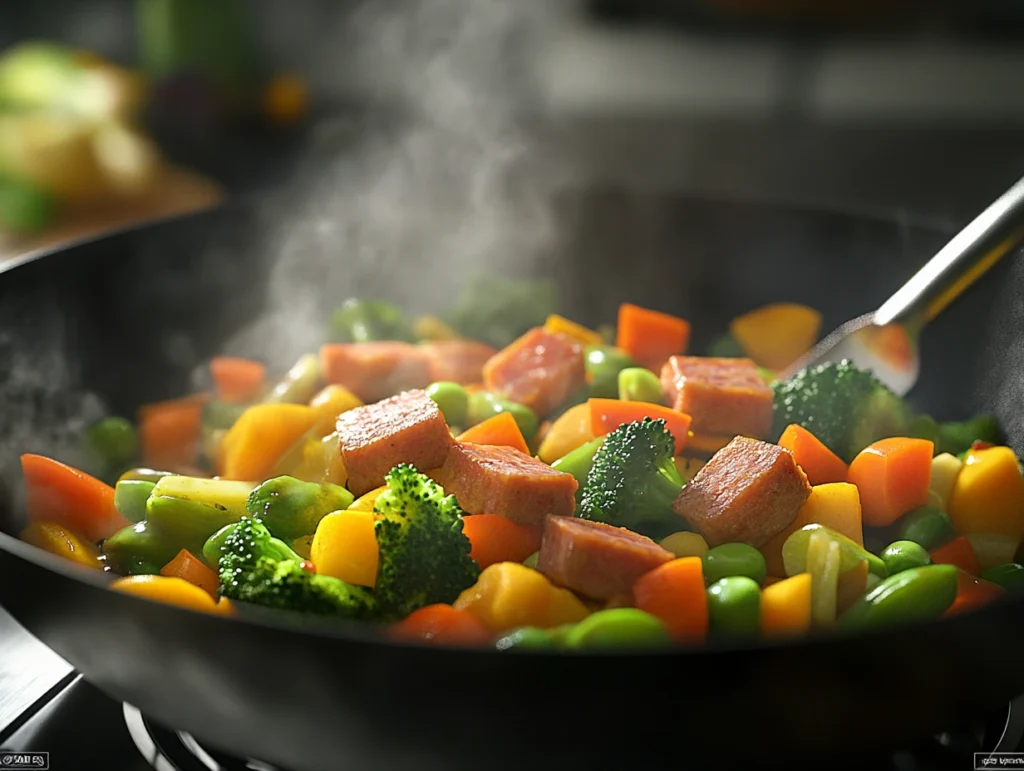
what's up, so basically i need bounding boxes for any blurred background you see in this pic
[0,0,1023,256]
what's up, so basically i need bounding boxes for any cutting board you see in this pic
[0,164,225,264]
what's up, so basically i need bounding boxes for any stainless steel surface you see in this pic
[779,173,1024,391]
[0,609,73,735]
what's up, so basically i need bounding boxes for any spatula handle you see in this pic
[874,174,1024,328]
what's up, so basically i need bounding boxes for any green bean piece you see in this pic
[707,576,761,636]
[584,346,636,399]
[114,479,155,524]
[898,506,955,552]
[836,564,958,631]
[522,551,539,569]
[264,354,320,405]
[880,541,931,575]
[617,367,663,404]
[495,627,558,651]
[562,608,671,649]
[425,381,469,428]
[702,543,767,585]
[979,563,1024,592]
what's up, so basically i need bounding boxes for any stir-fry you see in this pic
[16,288,1021,651]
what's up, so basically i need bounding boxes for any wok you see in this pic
[0,187,1022,771]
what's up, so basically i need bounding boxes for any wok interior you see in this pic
[0,187,1016,540]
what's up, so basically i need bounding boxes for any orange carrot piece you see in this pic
[588,398,692,455]
[461,514,543,570]
[209,357,266,403]
[930,536,980,576]
[778,424,848,486]
[616,303,691,371]
[391,604,494,646]
[944,569,1004,617]
[457,412,530,456]
[160,548,220,598]
[632,557,708,642]
[20,454,128,542]
[138,394,209,469]
[846,437,934,527]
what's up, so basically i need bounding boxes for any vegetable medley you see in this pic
[16,289,1023,651]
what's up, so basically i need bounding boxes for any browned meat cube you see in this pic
[482,327,585,417]
[336,389,453,496]
[660,355,773,438]
[320,342,432,404]
[437,443,577,525]
[672,436,811,548]
[421,340,497,385]
[536,516,674,601]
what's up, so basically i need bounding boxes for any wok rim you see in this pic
[0,187,984,660]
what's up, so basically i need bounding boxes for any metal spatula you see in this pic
[777,175,1024,395]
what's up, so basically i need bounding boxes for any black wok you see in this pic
[0,188,1022,771]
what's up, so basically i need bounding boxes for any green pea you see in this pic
[522,551,539,569]
[702,543,767,585]
[584,345,636,399]
[708,334,744,358]
[980,563,1024,592]
[899,506,955,551]
[617,367,663,404]
[83,416,137,472]
[562,608,670,649]
[495,627,557,651]
[113,480,155,524]
[467,392,539,440]
[425,381,469,427]
[202,401,248,431]
[880,540,931,575]
[707,576,761,635]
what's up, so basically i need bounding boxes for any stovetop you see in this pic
[3,660,1024,771]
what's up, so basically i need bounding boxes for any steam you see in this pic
[225,0,577,368]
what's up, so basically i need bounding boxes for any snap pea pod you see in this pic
[114,479,155,523]
[980,563,1024,592]
[836,564,958,631]
[782,524,888,579]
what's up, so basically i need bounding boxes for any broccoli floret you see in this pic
[214,516,303,574]
[372,463,480,620]
[770,359,911,463]
[577,417,685,539]
[443,274,558,349]
[217,517,374,618]
[329,298,415,343]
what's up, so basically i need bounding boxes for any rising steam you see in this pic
[224,0,577,368]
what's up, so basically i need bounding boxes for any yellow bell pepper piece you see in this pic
[760,482,863,578]
[760,572,812,636]
[659,531,709,558]
[309,385,363,438]
[350,485,388,513]
[537,402,593,464]
[453,561,591,633]
[311,510,380,588]
[728,302,823,371]
[413,314,460,341]
[20,521,103,570]
[948,446,1024,538]
[110,575,232,615]
[219,403,316,482]
[287,432,348,486]
[543,314,604,347]
[929,453,963,512]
